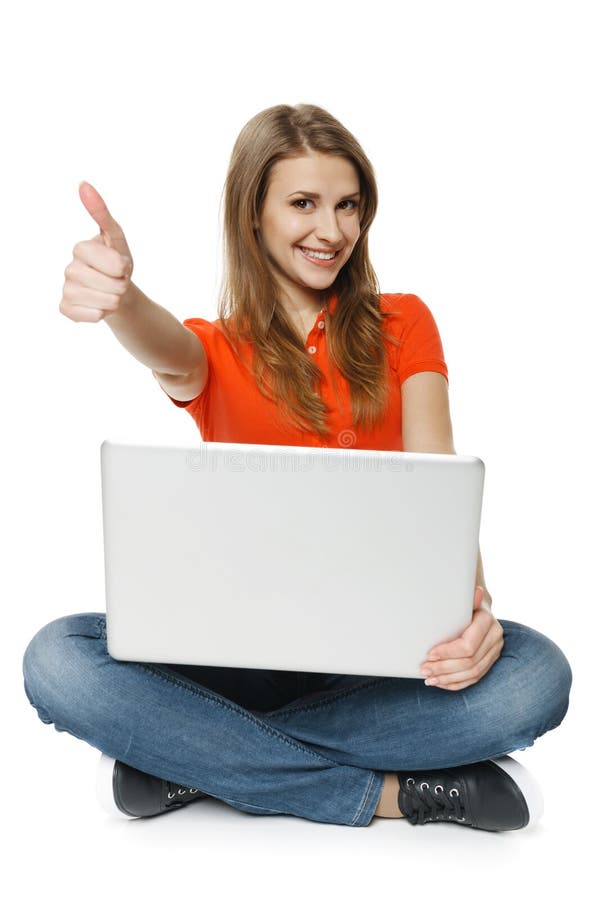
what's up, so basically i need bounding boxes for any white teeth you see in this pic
[300,247,336,260]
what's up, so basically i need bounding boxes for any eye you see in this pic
[292,198,359,211]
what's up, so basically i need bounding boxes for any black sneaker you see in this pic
[397,755,543,831]
[96,753,210,819]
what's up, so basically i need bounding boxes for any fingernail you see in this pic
[425,678,438,686]
[420,667,432,677]
[427,655,440,662]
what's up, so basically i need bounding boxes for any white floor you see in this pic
[10,662,590,900]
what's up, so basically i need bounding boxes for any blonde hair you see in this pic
[216,103,401,440]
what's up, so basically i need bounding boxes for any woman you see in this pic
[22,103,572,831]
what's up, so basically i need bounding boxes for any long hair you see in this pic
[216,103,402,440]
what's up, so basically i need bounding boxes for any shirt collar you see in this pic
[324,292,338,315]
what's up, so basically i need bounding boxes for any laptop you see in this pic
[100,439,485,679]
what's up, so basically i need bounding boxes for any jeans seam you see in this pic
[350,770,376,826]
[267,677,394,719]
[216,795,285,815]
[135,661,344,766]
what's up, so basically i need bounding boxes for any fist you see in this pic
[59,182,135,323]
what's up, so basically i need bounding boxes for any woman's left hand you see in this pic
[419,586,504,691]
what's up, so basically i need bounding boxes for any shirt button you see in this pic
[318,320,325,329]
[308,345,317,354]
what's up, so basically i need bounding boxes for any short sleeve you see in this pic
[388,294,449,387]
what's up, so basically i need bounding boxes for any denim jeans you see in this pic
[22,613,572,826]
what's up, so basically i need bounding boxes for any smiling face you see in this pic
[256,151,361,310]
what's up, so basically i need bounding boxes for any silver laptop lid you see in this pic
[101,440,484,678]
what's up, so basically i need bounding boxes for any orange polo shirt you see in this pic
[160,292,448,451]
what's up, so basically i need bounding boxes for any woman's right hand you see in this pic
[59,182,135,323]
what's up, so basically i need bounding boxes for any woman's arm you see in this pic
[401,371,456,454]
[403,371,502,688]
[104,281,206,377]
[401,371,491,607]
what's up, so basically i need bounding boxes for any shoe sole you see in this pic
[95,752,140,820]
[490,755,544,828]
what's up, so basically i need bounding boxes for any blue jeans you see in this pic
[22,613,572,826]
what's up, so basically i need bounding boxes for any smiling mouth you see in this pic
[298,246,340,260]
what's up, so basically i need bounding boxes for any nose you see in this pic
[314,207,344,245]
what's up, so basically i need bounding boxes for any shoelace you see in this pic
[398,776,467,825]
[165,782,202,806]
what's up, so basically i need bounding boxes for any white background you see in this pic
[2,0,596,895]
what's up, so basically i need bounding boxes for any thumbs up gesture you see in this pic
[59,182,135,322]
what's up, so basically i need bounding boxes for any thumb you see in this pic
[473,585,485,610]
[78,180,130,257]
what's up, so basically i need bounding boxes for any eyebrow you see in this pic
[286,190,361,200]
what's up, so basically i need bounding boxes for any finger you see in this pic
[58,302,106,323]
[431,677,481,692]
[65,256,130,294]
[426,611,490,662]
[423,618,502,676]
[72,238,132,280]
[425,638,503,688]
[61,282,123,314]
[425,651,501,691]
[78,181,129,256]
